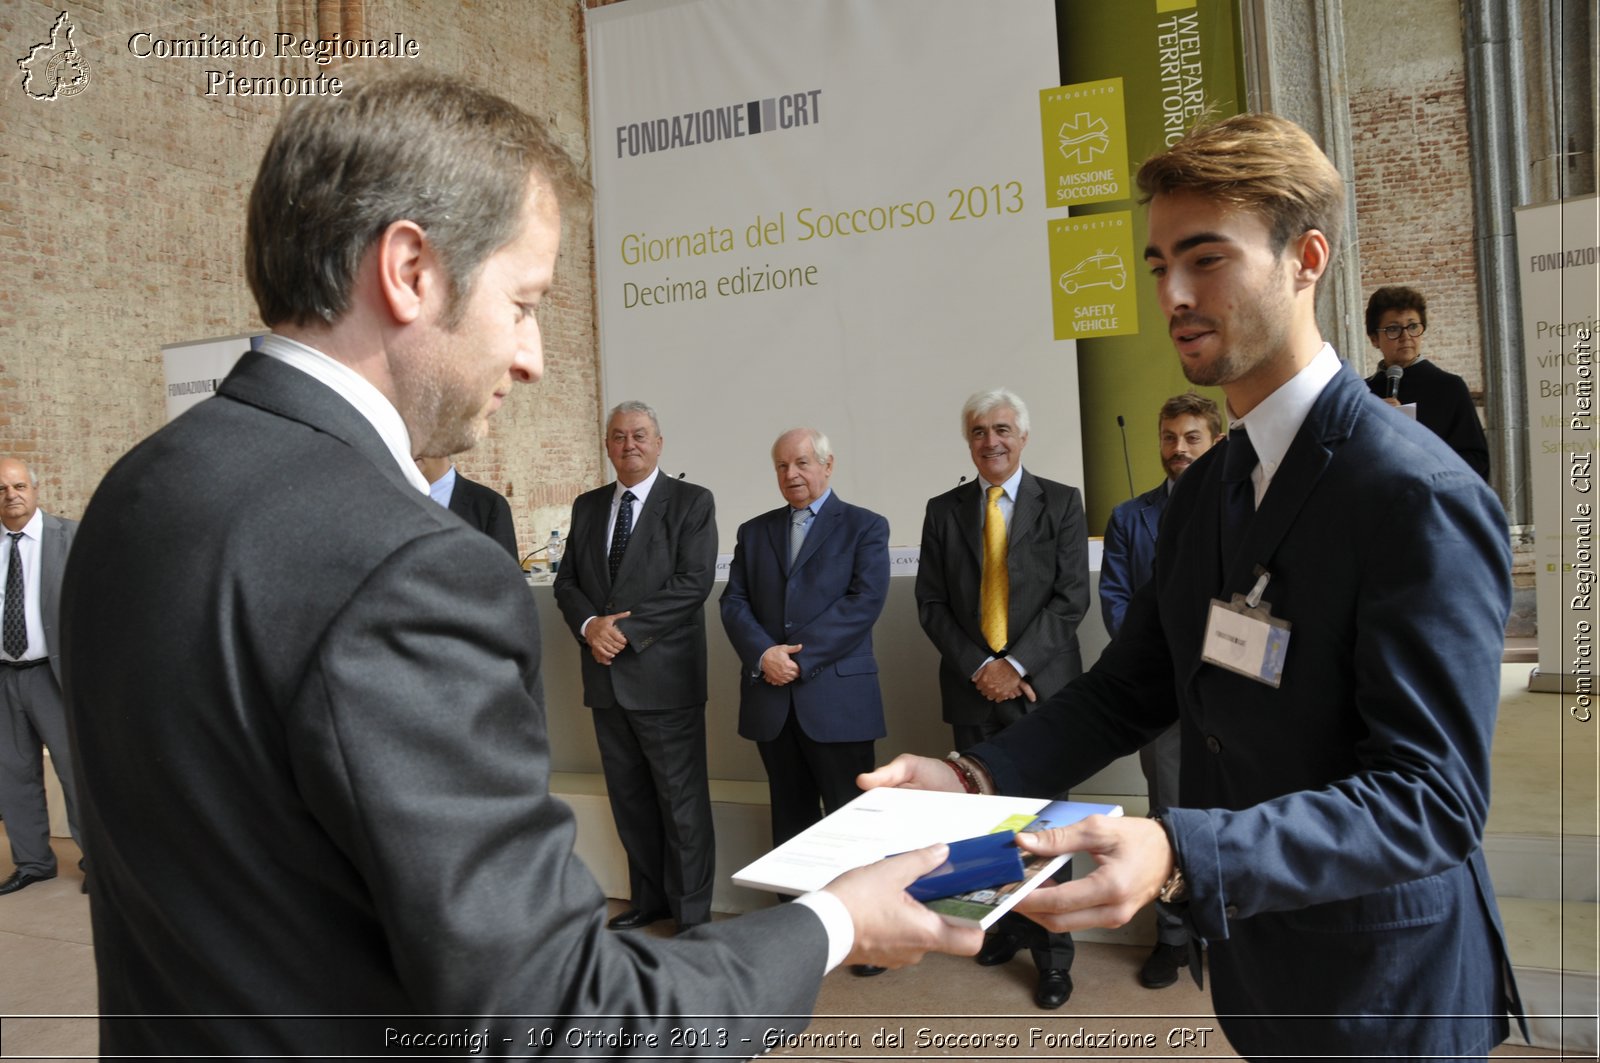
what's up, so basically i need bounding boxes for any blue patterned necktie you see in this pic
[608,490,636,582]
[3,532,26,659]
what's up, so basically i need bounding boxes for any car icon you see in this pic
[1058,251,1126,295]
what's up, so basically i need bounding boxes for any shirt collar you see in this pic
[616,465,662,507]
[980,465,1024,500]
[795,487,833,515]
[4,509,42,541]
[427,465,458,508]
[1231,343,1341,480]
[258,333,431,495]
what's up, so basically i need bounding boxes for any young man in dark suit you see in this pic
[61,73,977,1057]
[868,112,1521,1058]
[720,428,890,975]
[914,388,1089,1009]
[552,401,718,934]
[1098,391,1221,988]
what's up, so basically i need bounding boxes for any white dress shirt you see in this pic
[1230,343,1342,508]
[0,508,47,663]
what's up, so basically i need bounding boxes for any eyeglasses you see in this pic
[1378,322,1425,340]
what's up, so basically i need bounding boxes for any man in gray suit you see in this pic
[554,401,718,933]
[915,388,1089,1009]
[0,457,81,895]
[60,73,976,1056]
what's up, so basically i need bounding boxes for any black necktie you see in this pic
[608,490,636,582]
[4,532,26,659]
[1221,428,1258,538]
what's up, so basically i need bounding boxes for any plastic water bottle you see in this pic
[546,530,564,573]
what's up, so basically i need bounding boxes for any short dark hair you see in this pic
[1365,285,1428,336]
[1136,112,1345,261]
[1157,392,1223,439]
[246,71,588,329]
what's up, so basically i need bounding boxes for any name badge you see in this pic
[1201,569,1290,687]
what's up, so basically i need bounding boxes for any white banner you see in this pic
[161,333,262,422]
[1516,195,1600,696]
[586,0,1074,548]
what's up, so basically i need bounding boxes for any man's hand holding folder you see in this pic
[859,754,1176,936]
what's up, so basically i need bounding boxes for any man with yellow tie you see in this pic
[913,388,1090,1009]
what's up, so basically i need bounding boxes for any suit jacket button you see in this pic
[1225,905,1239,919]
[1205,735,1222,754]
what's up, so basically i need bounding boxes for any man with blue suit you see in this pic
[866,113,1521,1058]
[1098,391,1221,987]
[721,428,889,850]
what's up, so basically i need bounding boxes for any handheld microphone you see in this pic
[1116,415,1136,499]
[1386,363,1404,399]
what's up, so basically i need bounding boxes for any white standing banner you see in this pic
[1516,195,1600,697]
[586,0,1074,549]
[161,333,263,422]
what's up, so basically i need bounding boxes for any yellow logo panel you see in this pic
[1040,78,1130,209]
[1049,211,1137,340]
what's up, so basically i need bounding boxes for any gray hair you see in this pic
[772,427,832,465]
[961,388,1030,437]
[0,458,38,486]
[607,400,661,436]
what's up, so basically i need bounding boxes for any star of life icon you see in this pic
[18,11,91,101]
[1056,113,1109,165]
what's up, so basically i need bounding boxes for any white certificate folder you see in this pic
[732,787,1122,928]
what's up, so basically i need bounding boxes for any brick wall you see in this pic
[0,0,604,556]
[1343,0,1485,396]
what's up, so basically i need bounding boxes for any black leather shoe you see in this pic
[1034,967,1072,1009]
[0,869,55,896]
[975,931,1022,966]
[606,907,671,930]
[1139,942,1189,988]
[849,964,887,977]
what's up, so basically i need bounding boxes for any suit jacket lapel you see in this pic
[1138,486,1167,549]
[1009,469,1043,549]
[40,513,62,628]
[1222,368,1362,593]
[792,495,842,574]
[615,475,668,587]
[954,479,983,565]
[587,488,615,589]
[769,504,794,578]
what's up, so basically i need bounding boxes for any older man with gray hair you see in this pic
[720,428,890,937]
[0,456,82,896]
[914,388,1090,1009]
[553,400,719,935]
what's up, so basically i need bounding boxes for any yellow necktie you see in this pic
[981,485,1008,652]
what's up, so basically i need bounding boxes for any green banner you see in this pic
[1054,0,1244,533]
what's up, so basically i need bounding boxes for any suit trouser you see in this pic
[1137,722,1189,947]
[593,702,716,925]
[0,663,81,876]
[756,708,876,847]
[955,704,1075,971]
